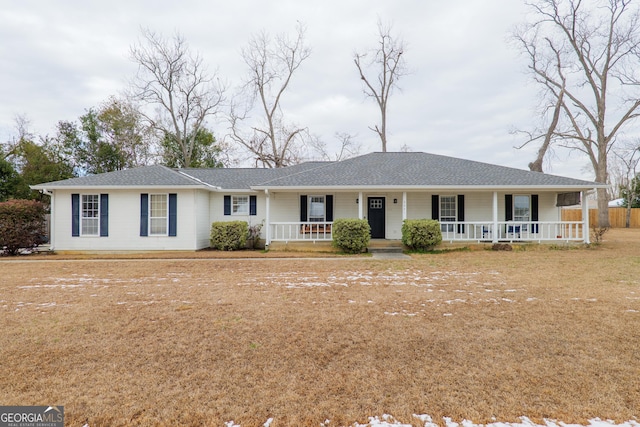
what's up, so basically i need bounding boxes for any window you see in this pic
[308,196,325,222]
[232,196,249,215]
[81,195,99,236]
[440,195,456,232]
[514,195,530,222]
[149,194,168,235]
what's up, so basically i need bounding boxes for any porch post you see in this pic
[492,191,498,243]
[402,192,407,221]
[358,191,363,219]
[583,190,590,244]
[265,189,271,246]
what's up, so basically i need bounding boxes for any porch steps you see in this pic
[367,240,405,254]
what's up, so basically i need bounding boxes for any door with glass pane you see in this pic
[367,197,385,238]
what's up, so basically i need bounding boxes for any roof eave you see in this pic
[30,184,208,191]
[250,184,605,191]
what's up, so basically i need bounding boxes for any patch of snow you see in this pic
[227,416,640,427]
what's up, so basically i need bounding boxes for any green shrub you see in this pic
[210,221,248,251]
[402,219,442,250]
[332,218,370,254]
[0,199,47,256]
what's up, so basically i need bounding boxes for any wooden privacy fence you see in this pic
[561,207,640,228]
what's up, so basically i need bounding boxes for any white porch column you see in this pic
[265,189,271,246]
[402,192,407,221]
[358,191,363,219]
[583,190,590,244]
[492,191,498,243]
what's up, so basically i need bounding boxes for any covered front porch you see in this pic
[264,190,592,245]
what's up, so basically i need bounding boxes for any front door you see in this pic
[368,197,385,238]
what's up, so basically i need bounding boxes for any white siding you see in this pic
[52,189,201,251]
[334,193,359,219]
[194,190,212,249]
[209,192,268,239]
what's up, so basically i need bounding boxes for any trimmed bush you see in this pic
[332,218,370,254]
[210,221,248,251]
[402,219,442,251]
[0,199,47,256]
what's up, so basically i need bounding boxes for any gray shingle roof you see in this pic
[180,161,330,189]
[254,152,603,188]
[31,153,602,191]
[32,165,202,188]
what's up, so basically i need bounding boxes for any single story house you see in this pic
[32,152,604,251]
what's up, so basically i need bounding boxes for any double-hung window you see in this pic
[232,196,249,215]
[513,195,530,222]
[149,194,168,235]
[308,196,325,222]
[81,194,100,236]
[440,195,456,232]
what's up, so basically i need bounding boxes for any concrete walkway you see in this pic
[371,252,412,260]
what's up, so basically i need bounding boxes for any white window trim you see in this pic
[308,195,325,222]
[81,194,100,237]
[149,193,169,236]
[232,195,250,216]
[440,195,456,232]
[513,194,531,222]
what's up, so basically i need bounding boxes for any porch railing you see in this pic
[439,221,585,242]
[270,222,334,242]
[269,221,585,243]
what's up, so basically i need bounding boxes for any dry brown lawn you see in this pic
[1,229,639,427]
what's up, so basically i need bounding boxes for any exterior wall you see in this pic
[266,190,563,239]
[209,192,268,237]
[194,190,213,249]
[51,188,202,251]
[268,192,300,223]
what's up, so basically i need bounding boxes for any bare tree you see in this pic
[129,29,225,168]
[611,142,640,227]
[514,0,640,227]
[354,20,407,152]
[2,114,33,160]
[310,132,362,162]
[228,24,311,168]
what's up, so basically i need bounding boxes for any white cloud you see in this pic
[0,0,596,179]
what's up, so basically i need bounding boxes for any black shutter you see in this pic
[168,193,177,237]
[457,194,465,234]
[431,195,439,220]
[249,195,257,216]
[224,195,231,215]
[531,194,539,233]
[505,194,513,221]
[140,194,148,237]
[71,194,80,237]
[325,195,333,222]
[100,194,109,237]
[300,195,308,222]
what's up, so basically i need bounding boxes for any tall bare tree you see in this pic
[228,24,311,168]
[354,20,407,152]
[515,0,640,227]
[130,29,225,168]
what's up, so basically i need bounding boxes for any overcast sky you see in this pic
[0,1,598,179]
